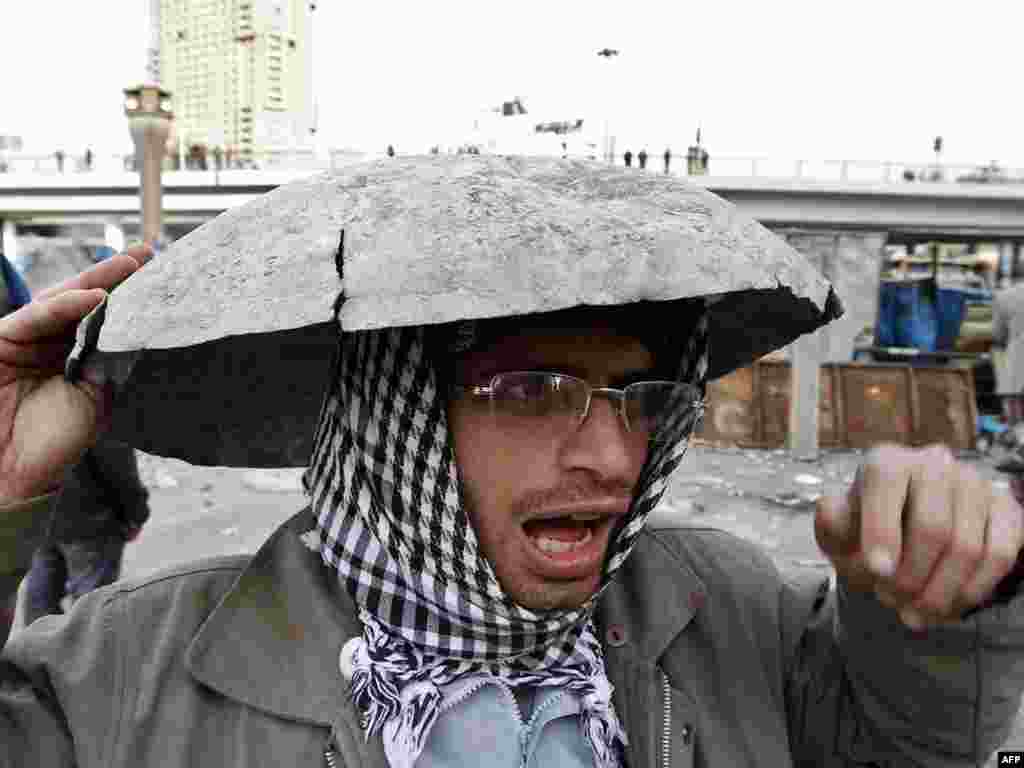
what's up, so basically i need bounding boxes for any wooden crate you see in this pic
[698,361,977,451]
[839,365,915,448]
[698,364,757,446]
[910,367,977,451]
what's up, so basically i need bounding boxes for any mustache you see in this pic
[510,482,636,520]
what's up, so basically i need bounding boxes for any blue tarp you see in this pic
[877,281,989,352]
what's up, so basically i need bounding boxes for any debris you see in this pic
[242,469,304,493]
[221,526,239,536]
[763,491,821,509]
[200,482,214,493]
[655,500,701,517]
[793,474,823,486]
[690,474,728,487]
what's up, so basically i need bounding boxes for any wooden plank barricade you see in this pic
[697,361,977,451]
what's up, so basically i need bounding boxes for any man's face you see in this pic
[448,325,654,612]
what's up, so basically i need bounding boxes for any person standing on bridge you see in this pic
[623,149,632,167]
[637,148,648,170]
[2,159,1024,768]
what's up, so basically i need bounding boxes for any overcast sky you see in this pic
[2,1,1022,167]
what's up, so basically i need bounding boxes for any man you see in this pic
[623,149,632,167]
[992,281,1024,495]
[1,159,1024,767]
[663,147,672,174]
[637,148,648,170]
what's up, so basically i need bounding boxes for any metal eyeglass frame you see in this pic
[452,371,705,437]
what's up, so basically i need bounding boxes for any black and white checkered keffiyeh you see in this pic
[302,305,709,768]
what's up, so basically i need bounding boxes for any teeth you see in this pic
[532,527,593,554]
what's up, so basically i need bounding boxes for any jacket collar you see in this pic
[185,505,362,726]
[185,505,706,725]
[596,519,707,663]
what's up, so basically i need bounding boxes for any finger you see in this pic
[0,289,107,344]
[890,445,955,596]
[961,488,1023,608]
[857,444,910,578]
[816,490,879,592]
[815,492,859,559]
[34,248,145,301]
[910,463,988,618]
[0,337,74,376]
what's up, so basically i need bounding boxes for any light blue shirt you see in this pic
[419,676,594,768]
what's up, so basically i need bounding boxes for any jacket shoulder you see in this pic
[644,507,782,584]
[96,553,251,612]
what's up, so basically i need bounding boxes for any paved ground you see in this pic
[9,440,1019,764]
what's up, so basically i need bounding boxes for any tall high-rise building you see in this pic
[155,0,315,163]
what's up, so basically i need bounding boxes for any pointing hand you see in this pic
[815,443,1024,631]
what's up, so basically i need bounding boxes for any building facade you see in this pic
[154,0,315,165]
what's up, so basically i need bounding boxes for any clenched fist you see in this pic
[816,443,1024,631]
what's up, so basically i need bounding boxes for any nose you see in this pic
[559,394,641,483]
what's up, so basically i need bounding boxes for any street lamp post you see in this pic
[124,84,173,247]
[597,48,619,164]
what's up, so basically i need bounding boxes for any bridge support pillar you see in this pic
[778,229,888,458]
[1,219,16,269]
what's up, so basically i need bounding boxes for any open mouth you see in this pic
[522,514,602,554]
[518,505,625,579]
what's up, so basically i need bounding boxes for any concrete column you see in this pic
[789,323,829,459]
[779,229,888,457]
[1,219,16,269]
[128,115,171,246]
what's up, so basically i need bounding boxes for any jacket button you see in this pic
[681,723,693,746]
[338,637,361,681]
[606,624,627,647]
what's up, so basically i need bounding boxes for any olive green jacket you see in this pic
[2,503,1023,767]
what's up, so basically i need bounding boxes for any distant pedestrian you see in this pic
[55,150,65,173]
[387,145,395,158]
[663,147,672,174]
[623,150,633,168]
[84,148,93,171]
[213,146,223,171]
[638,149,648,170]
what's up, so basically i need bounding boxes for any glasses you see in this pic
[453,371,704,442]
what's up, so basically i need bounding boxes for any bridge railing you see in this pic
[2,150,1023,186]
